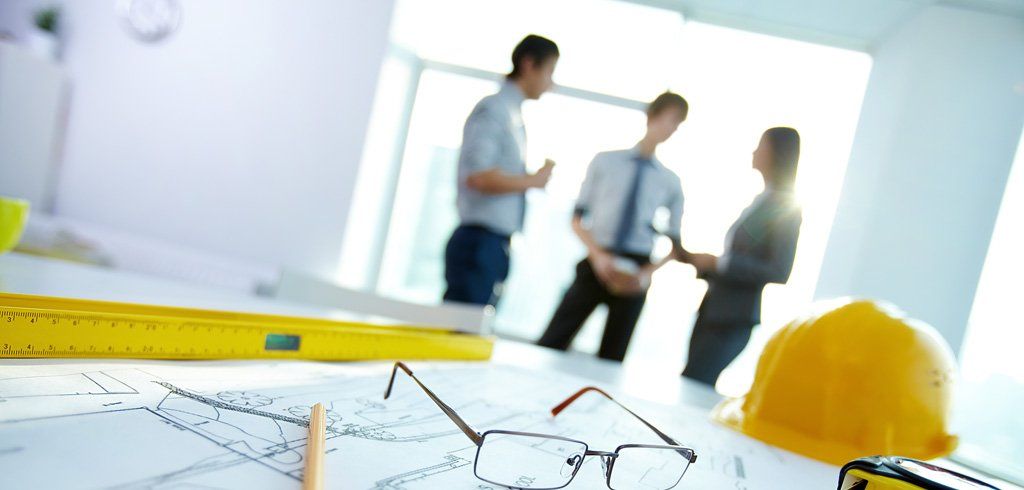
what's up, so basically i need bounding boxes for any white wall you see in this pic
[816,5,1024,352]
[4,1,1023,354]
[0,0,395,274]
[0,43,67,211]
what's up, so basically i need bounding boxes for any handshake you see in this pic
[589,245,719,296]
[673,247,718,275]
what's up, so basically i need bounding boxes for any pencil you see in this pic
[303,403,327,490]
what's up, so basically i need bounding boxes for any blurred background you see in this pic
[0,0,1021,483]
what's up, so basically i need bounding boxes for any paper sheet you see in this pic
[0,360,836,489]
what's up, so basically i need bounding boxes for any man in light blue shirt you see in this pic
[538,92,690,361]
[444,35,559,306]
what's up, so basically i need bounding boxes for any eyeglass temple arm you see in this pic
[383,362,484,446]
[552,386,697,462]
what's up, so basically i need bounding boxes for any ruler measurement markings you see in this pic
[0,294,493,361]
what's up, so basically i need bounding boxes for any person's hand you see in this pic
[674,247,693,263]
[631,264,657,293]
[639,263,658,288]
[529,159,556,188]
[607,264,655,296]
[607,271,641,296]
[588,249,616,285]
[688,253,718,274]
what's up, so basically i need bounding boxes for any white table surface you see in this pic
[0,252,722,410]
[5,252,1019,489]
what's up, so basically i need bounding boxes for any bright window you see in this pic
[340,0,872,397]
[389,0,685,101]
[953,128,1024,483]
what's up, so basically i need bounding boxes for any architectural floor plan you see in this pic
[0,360,835,489]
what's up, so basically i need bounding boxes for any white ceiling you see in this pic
[633,0,1024,51]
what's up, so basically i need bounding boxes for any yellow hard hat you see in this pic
[711,299,959,466]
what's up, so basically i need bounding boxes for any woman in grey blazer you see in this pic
[680,127,803,387]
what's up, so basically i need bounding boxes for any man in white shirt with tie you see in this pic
[444,35,559,307]
[537,92,690,361]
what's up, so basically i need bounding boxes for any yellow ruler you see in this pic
[0,292,493,361]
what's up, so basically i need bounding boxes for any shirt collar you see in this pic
[629,144,659,167]
[499,80,527,108]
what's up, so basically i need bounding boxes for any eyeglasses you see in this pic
[384,362,698,490]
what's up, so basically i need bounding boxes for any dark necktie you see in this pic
[612,156,650,253]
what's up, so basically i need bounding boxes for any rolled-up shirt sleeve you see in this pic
[573,155,601,217]
[459,105,503,177]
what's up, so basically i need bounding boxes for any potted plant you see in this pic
[28,6,60,60]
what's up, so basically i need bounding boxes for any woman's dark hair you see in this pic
[764,127,800,189]
[508,35,559,80]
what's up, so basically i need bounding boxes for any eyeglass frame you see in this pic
[383,361,698,490]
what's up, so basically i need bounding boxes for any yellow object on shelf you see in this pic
[712,300,958,466]
[0,292,493,361]
[0,197,29,253]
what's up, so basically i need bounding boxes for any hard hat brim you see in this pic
[711,396,959,466]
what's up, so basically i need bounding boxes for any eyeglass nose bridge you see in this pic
[585,450,619,478]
